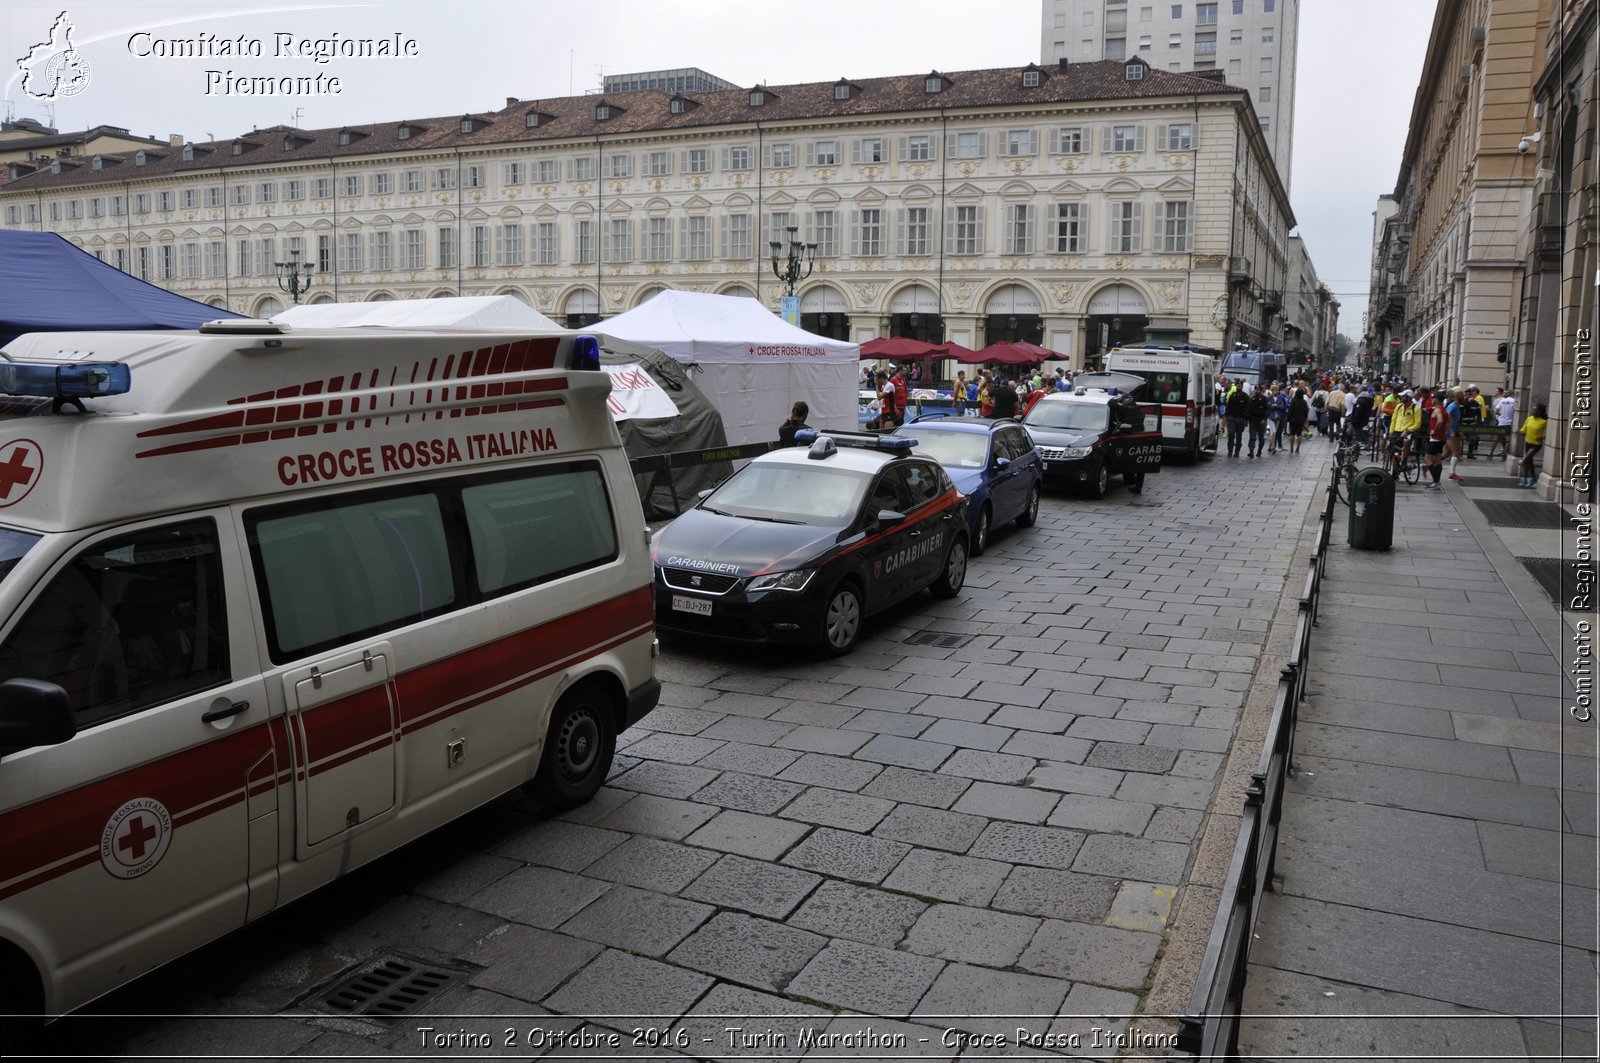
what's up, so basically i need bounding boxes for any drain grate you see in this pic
[904,630,974,649]
[1458,475,1525,489]
[1518,558,1587,612]
[1472,499,1570,529]
[316,956,470,1019]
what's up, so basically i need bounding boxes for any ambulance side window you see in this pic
[249,490,456,662]
[0,519,230,730]
[462,463,617,595]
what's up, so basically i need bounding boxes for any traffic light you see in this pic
[1497,341,1509,363]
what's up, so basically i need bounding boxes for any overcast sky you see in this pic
[4,0,1438,337]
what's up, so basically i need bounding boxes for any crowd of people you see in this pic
[861,364,1079,428]
[847,363,1547,490]
[1218,371,1543,489]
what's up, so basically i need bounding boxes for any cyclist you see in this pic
[1387,390,1423,480]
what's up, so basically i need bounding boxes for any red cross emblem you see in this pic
[0,439,42,508]
[100,797,172,878]
[116,814,159,861]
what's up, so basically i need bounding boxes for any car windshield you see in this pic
[1025,403,1109,432]
[890,427,989,469]
[0,527,39,587]
[702,463,869,523]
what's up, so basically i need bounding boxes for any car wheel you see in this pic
[1086,460,1109,499]
[972,505,992,556]
[930,535,968,598]
[1014,482,1040,528]
[818,581,864,657]
[525,683,617,810]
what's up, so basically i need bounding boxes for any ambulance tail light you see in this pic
[569,335,601,372]
[1185,401,1196,430]
[0,360,131,400]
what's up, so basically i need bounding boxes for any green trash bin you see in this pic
[1348,466,1394,550]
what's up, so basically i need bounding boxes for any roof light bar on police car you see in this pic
[795,429,916,455]
[0,360,132,400]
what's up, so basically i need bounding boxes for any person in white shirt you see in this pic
[1493,389,1516,428]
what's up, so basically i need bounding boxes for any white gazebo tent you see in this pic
[597,290,858,445]
[273,295,563,330]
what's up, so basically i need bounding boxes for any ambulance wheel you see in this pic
[931,535,969,599]
[972,505,992,556]
[527,684,617,810]
[0,956,42,1057]
[1014,484,1040,528]
[818,581,864,657]
[1086,460,1109,499]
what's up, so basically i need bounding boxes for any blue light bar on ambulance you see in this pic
[0,360,131,399]
[569,335,600,372]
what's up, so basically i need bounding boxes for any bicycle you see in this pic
[1332,427,1363,506]
[1387,433,1420,485]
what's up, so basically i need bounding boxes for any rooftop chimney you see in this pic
[169,134,183,147]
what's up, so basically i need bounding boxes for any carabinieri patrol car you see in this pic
[652,432,969,656]
[1022,372,1164,498]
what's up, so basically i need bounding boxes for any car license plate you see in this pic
[672,595,713,616]
[1042,460,1052,470]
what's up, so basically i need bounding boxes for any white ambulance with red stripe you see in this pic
[0,321,658,1031]
[1103,345,1220,461]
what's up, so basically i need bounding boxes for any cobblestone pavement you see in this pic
[48,442,1326,1061]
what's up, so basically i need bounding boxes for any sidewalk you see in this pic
[1240,460,1599,1060]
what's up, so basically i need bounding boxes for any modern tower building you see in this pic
[1042,0,1299,190]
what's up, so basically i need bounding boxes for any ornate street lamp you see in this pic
[274,248,316,304]
[769,225,816,297]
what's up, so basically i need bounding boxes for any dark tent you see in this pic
[598,335,733,519]
[0,231,239,347]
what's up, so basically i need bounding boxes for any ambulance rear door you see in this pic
[0,512,277,1015]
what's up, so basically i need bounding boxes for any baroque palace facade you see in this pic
[0,58,1313,367]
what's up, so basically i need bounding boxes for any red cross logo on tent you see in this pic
[0,439,42,508]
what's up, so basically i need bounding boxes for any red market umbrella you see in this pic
[971,341,1056,367]
[861,337,979,366]
[861,336,941,360]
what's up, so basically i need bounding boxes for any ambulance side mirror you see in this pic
[0,678,75,758]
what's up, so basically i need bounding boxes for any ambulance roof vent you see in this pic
[198,318,287,335]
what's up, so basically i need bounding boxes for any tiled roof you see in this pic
[3,60,1241,193]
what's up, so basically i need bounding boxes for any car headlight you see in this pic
[748,569,816,593]
[1061,446,1091,459]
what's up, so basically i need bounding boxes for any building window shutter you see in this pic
[945,133,958,159]
[805,142,816,167]
[927,136,939,161]
[976,132,988,157]
[851,140,862,165]
[1156,124,1168,149]
[1101,127,1113,153]
[1132,202,1144,248]
[1135,126,1147,151]
[762,144,773,169]
[975,206,986,253]
[897,136,909,162]
[944,206,957,254]
[895,208,908,254]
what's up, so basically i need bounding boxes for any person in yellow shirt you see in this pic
[1519,403,1548,487]
[1388,390,1422,478]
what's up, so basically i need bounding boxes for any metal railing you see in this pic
[1173,466,1336,1058]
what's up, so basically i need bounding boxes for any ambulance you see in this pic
[1102,345,1219,460]
[0,321,658,1030]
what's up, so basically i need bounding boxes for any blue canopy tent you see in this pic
[0,231,238,347]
